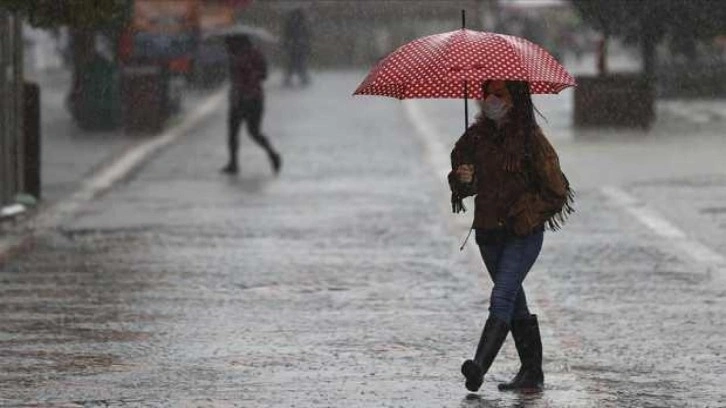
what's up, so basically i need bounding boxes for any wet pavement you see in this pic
[34,69,133,205]
[1,70,726,407]
[31,69,219,205]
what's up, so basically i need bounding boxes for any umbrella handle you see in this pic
[464,80,469,131]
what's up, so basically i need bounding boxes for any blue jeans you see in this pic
[476,228,544,324]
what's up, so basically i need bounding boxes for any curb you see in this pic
[658,100,726,124]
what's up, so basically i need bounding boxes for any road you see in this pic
[1,71,725,407]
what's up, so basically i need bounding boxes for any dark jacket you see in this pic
[229,47,267,99]
[448,118,573,236]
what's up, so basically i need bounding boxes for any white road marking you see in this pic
[600,185,687,239]
[600,185,726,281]
[403,100,452,175]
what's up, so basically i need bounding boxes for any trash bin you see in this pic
[121,64,170,133]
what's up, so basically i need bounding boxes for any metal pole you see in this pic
[13,13,24,197]
[462,9,469,131]
[464,81,469,130]
[0,11,25,206]
[0,11,11,206]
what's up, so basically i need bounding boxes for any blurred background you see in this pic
[3,0,726,210]
[2,2,726,406]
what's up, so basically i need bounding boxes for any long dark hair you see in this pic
[481,80,537,176]
[481,80,537,135]
[505,81,537,134]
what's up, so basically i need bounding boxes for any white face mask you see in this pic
[481,95,510,121]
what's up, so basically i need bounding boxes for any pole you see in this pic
[462,9,469,131]
[24,82,41,199]
[464,81,468,130]
[13,14,24,198]
[0,12,8,206]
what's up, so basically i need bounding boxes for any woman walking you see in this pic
[222,35,281,175]
[449,80,573,393]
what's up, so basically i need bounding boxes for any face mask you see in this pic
[481,95,510,121]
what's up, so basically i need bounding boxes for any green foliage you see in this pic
[0,0,130,29]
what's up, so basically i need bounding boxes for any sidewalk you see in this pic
[0,69,221,242]
[658,99,726,123]
[32,69,225,205]
[1,68,133,261]
[34,69,134,204]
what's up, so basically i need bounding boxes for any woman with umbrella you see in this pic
[354,24,575,393]
[221,33,281,175]
[450,79,573,393]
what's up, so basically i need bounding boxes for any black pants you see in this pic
[227,93,275,164]
[284,50,309,85]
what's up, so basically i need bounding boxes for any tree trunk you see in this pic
[67,29,95,121]
[641,31,657,83]
[479,0,500,31]
[69,28,94,71]
[639,7,660,83]
[597,33,608,76]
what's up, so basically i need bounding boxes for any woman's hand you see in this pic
[455,164,475,184]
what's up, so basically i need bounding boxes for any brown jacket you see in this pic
[448,119,573,236]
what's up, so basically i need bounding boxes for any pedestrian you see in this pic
[282,8,311,87]
[221,35,281,175]
[449,80,574,393]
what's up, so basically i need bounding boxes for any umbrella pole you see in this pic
[464,81,469,131]
[462,9,468,131]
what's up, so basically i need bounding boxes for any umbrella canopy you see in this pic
[354,29,575,100]
[203,23,278,44]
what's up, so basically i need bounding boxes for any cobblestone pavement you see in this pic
[1,71,725,407]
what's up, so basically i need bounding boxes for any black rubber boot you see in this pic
[498,314,544,392]
[221,162,238,174]
[268,151,282,174]
[461,315,510,392]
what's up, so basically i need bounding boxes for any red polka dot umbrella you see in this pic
[353,29,575,100]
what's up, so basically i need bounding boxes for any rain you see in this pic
[1,0,725,407]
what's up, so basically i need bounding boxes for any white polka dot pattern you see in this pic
[353,29,576,99]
